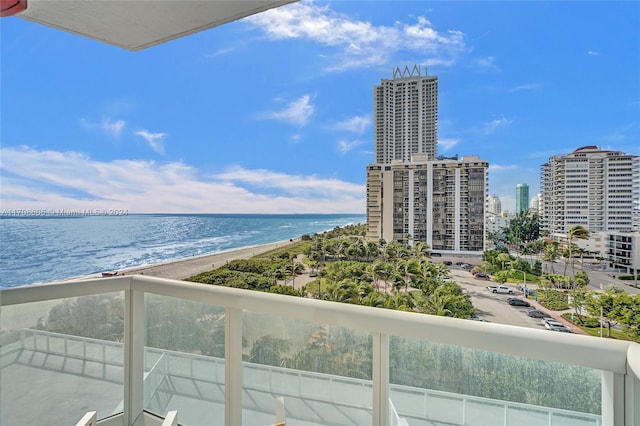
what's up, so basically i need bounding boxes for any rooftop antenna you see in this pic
[392,65,424,79]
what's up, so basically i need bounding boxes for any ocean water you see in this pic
[0,214,365,288]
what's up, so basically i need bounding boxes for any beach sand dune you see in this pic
[118,239,296,280]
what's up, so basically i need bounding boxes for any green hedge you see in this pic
[538,290,569,310]
[561,313,600,328]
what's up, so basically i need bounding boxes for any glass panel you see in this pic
[389,336,602,426]
[143,294,225,425]
[242,311,372,426]
[0,293,125,425]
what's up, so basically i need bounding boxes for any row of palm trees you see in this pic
[305,234,431,267]
[297,230,473,318]
[515,225,591,276]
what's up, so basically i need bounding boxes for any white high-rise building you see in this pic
[374,65,438,164]
[541,145,640,235]
[487,194,502,215]
[530,193,542,213]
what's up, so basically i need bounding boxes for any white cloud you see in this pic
[488,164,518,172]
[337,139,364,154]
[80,116,126,138]
[473,55,500,71]
[102,117,126,138]
[203,46,235,58]
[245,1,466,72]
[0,147,364,214]
[265,95,314,126]
[213,165,363,197]
[483,116,511,134]
[600,123,636,142]
[508,83,542,93]
[437,138,460,151]
[587,50,600,56]
[333,115,371,134]
[134,130,166,154]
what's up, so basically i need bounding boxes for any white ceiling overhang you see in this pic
[16,0,296,51]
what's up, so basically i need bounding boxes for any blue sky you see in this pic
[1,1,639,214]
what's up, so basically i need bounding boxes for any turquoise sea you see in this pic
[0,214,365,288]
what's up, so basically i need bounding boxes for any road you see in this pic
[515,254,639,295]
[442,260,587,334]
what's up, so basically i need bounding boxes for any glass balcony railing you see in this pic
[1,275,639,426]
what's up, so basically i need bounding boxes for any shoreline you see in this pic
[100,238,299,281]
[1,239,300,331]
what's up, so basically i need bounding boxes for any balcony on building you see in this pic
[1,275,639,426]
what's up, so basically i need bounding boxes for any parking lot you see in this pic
[447,266,585,334]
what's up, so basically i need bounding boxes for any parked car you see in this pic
[487,285,512,294]
[507,298,530,307]
[455,261,465,266]
[541,318,565,329]
[548,323,573,333]
[527,309,549,318]
[471,315,489,322]
[475,272,490,279]
[443,260,453,265]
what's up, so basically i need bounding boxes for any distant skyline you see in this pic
[1,1,639,214]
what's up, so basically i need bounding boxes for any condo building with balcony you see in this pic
[367,154,488,253]
[366,67,488,254]
[487,194,502,216]
[374,65,438,164]
[530,192,542,213]
[541,146,639,236]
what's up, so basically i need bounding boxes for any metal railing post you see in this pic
[124,288,145,425]
[373,332,389,426]
[601,370,625,426]
[225,307,243,426]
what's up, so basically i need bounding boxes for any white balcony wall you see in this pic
[1,275,639,426]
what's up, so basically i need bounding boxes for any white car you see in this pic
[541,318,565,329]
[548,323,573,333]
[487,285,513,294]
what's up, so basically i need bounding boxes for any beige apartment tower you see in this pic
[367,155,488,253]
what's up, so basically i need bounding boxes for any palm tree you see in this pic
[567,225,590,309]
[412,241,431,259]
[366,241,380,260]
[542,242,559,274]
[496,253,511,271]
[383,292,416,312]
[567,225,590,278]
[288,262,304,288]
[396,258,419,292]
[365,262,381,292]
[361,292,385,308]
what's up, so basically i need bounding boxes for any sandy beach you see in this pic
[115,239,298,280]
